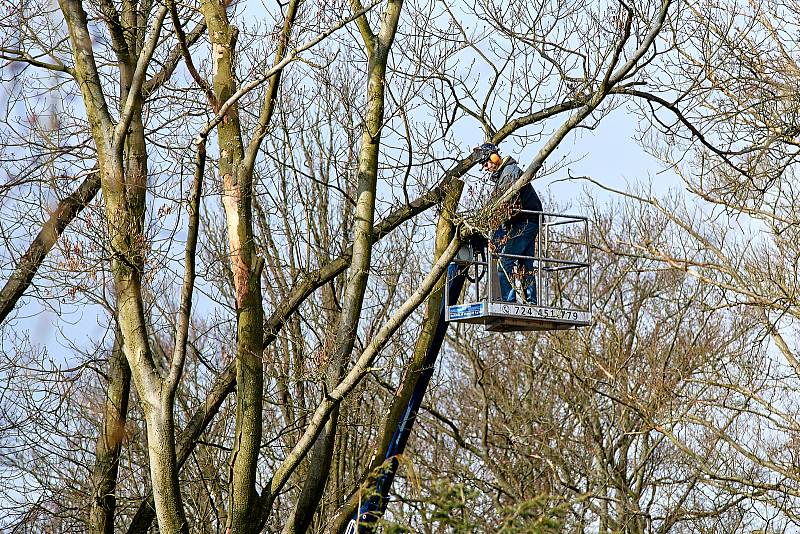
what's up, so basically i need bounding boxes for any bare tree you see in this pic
[379,203,767,533]
[329,0,675,530]
[539,1,800,529]
[0,0,695,532]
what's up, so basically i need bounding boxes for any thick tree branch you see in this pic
[58,0,115,137]
[126,363,236,534]
[96,0,131,64]
[89,328,131,534]
[350,0,377,56]
[0,170,100,324]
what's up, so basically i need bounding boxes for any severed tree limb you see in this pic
[0,170,100,324]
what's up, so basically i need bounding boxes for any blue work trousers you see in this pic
[492,221,539,304]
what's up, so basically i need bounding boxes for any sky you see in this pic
[0,0,683,363]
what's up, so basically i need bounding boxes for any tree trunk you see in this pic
[89,330,131,534]
[198,2,265,531]
[59,0,190,530]
[284,3,405,531]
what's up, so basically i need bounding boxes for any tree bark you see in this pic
[198,0,268,530]
[89,329,131,534]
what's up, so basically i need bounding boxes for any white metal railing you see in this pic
[448,210,592,316]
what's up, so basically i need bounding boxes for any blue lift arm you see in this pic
[345,262,467,533]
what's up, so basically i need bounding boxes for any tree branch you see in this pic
[167,0,217,110]
[113,5,169,151]
[143,21,207,95]
[350,0,377,56]
[0,48,73,75]
[0,170,100,324]
[195,0,382,146]
[166,141,206,392]
[58,0,115,136]
[241,0,302,178]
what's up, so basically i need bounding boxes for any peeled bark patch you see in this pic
[222,173,249,303]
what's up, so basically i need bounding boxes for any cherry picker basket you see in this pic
[446,211,592,332]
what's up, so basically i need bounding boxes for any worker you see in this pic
[474,143,542,304]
